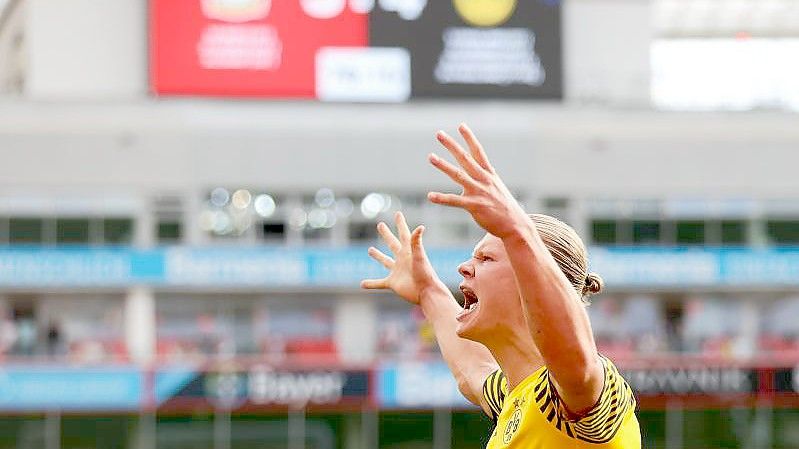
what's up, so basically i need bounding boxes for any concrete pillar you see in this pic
[433,408,452,449]
[134,202,154,248]
[284,195,304,247]
[342,413,363,449]
[665,400,683,449]
[184,189,206,245]
[571,197,590,245]
[736,299,759,358]
[125,286,156,363]
[334,296,377,363]
[45,410,60,449]
[130,413,156,449]
[361,409,379,449]
[288,408,306,449]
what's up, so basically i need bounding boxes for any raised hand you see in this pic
[360,211,443,305]
[427,123,529,239]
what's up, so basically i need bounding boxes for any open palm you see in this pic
[360,211,442,305]
[427,124,528,239]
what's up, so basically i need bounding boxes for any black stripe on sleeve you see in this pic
[535,356,636,444]
[482,370,506,421]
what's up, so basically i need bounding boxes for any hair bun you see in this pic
[583,272,604,296]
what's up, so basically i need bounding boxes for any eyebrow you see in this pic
[473,248,492,258]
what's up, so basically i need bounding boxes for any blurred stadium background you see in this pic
[1,0,799,448]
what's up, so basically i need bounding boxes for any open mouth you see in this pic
[457,286,480,321]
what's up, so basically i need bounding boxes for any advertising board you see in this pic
[0,365,142,411]
[150,0,368,97]
[0,362,795,412]
[3,247,799,288]
[370,0,562,98]
[150,0,562,100]
[156,363,371,411]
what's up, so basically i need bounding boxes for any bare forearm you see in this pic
[502,225,598,385]
[418,281,497,405]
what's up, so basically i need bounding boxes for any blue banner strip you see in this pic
[0,246,798,288]
[0,365,142,410]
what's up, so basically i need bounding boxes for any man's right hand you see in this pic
[360,211,444,305]
[361,211,499,412]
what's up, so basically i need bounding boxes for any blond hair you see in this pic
[529,214,603,303]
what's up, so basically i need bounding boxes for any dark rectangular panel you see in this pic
[369,0,562,98]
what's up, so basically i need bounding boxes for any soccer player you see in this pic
[361,124,641,448]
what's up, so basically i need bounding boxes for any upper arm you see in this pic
[544,357,637,443]
[549,352,605,414]
[501,230,604,412]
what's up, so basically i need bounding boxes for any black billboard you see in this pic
[158,365,371,411]
[621,367,759,396]
[370,0,562,99]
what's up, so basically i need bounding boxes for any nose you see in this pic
[458,261,474,278]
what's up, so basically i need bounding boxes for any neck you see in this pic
[481,328,543,392]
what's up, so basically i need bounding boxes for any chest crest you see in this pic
[502,399,525,444]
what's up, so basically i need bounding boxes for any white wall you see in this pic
[564,0,652,105]
[26,0,146,99]
[0,101,796,199]
[334,297,377,363]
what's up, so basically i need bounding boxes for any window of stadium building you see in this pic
[633,220,662,245]
[156,295,261,358]
[591,218,750,246]
[378,304,441,358]
[761,296,799,353]
[682,296,751,355]
[102,218,134,244]
[303,226,333,242]
[1,216,133,246]
[675,220,704,245]
[7,217,44,244]
[258,303,336,362]
[155,295,336,362]
[592,220,617,245]
[588,295,670,354]
[260,221,286,242]
[157,220,182,244]
[586,293,799,357]
[349,221,379,242]
[766,219,799,244]
[0,294,126,361]
[720,220,748,244]
[543,197,570,222]
[55,218,90,244]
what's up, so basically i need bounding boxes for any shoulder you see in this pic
[482,369,509,422]
[537,356,638,444]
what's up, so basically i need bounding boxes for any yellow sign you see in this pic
[452,0,517,27]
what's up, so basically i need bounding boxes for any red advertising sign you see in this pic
[150,0,368,97]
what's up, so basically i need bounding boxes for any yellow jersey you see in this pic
[483,355,640,449]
